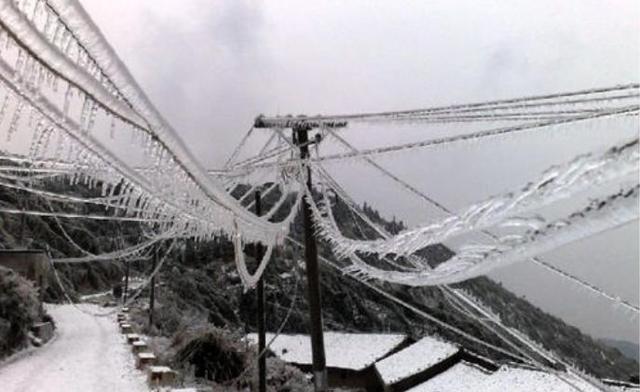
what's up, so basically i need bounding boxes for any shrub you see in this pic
[0,266,40,359]
[174,327,247,383]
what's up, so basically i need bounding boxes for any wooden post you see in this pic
[294,124,328,391]
[123,260,130,304]
[19,193,26,248]
[149,246,157,328]
[255,190,266,392]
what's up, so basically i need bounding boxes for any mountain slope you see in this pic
[0,176,637,381]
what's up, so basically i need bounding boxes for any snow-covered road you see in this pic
[0,304,148,392]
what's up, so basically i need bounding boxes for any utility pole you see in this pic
[123,260,130,304]
[148,246,157,328]
[255,190,266,392]
[253,115,345,392]
[294,123,328,391]
[19,192,26,248]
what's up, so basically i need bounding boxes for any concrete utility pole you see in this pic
[253,115,346,392]
[294,123,328,391]
[255,190,266,392]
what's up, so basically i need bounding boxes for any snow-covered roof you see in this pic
[487,367,604,392]
[247,332,624,391]
[246,332,407,371]
[149,366,173,373]
[375,336,459,384]
[407,361,490,391]
[407,364,605,392]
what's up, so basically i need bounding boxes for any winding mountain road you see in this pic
[0,304,147,392]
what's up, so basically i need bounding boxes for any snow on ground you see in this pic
[0,304,147,392]
[408,362,605,392]
[375,335,459,384]
[246,332,407,370]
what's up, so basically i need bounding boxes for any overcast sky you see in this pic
[79,0,640,344]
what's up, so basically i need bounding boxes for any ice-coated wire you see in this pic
[244,181,279,210]
[0,178,172,217]
[47,200,94,256]
[440,288,605,392]
[325,129,451,211]
[52,231,170,263]
[233,186,304,290]
[48,238,176,317]
[319,130,640,314]
[44,0,295,233]
[0,0,300,245]
[339,186,639,286]
[530,257,640,313]
[314,107,639,164]
[234,232,274,292]
[260,83,638,123]
[0,206,168,222]
[0,50,288,245]
[250,107,638,172]
[223,126,254,169]
[311,139,639,259]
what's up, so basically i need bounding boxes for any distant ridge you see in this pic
[600,338,640,362]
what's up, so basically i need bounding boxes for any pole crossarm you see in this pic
[254,115,347,130]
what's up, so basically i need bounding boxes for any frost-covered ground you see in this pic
[0,304,147,392]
